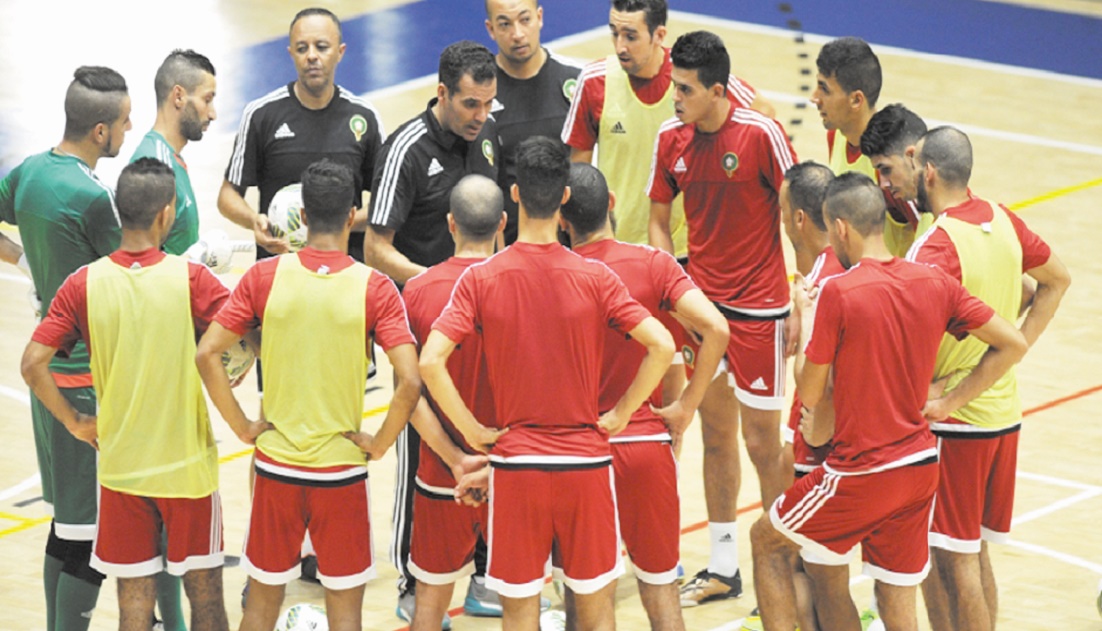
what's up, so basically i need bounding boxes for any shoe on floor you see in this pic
[299,555,320,584]
[679,568,743,607]
[860,609,884,631]
[396,589,453,630]
[539,609,566,631]
[464,577,550,616]
[740,614,764,631]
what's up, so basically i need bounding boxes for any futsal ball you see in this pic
[275,603,328,631]
[221,338,255,382]
[267,183,308,251]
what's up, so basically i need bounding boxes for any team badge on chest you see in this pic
[349,115,368,142]
[482,139,495,167]
[722,152,739,178]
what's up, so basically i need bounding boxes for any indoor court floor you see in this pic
[1,1,1100,629]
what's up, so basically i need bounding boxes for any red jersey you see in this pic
[647,105,796,314]
[804,258,994,474]
[561,49,757,152]
[403,257,493,489]
[432,242,652,464]
[788,246,846,472]
[908,197,1051,280]
[214,247,414,353]
[33,249,228,354]
[573,239,697,442]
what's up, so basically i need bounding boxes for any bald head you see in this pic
[450,174,504,240]
[916,126,973,188]
[823,172,886,237]
[560,163,610,236]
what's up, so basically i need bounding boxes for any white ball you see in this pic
[267,183,308,251]
[275,603,328,631]
[221,338,255,382]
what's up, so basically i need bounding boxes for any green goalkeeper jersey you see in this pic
[129,130,199,255]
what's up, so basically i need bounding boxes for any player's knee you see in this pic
[749,514,781,552]
[45,523,68,562]
[63,538,105,587]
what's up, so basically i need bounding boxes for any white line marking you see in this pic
[0,474,39,503]
[706,619,749,631]
[1004,539,1102,574]
[1018,470,1102,492]
[0,384,30,406]
[0,271,31,285]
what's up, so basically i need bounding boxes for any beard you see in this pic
[915,176,930,215]
[180,102,206,142]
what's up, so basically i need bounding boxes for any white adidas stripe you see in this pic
[340,90,388,139]
[77,163,120,226]
[372,120,427,226]
[561,59,606,143]
[228,87,290,185]
[727,74,755,108]
[733,109,795,172]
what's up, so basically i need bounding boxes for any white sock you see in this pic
[707,521,739,577]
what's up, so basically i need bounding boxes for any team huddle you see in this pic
[0,1,1071,631]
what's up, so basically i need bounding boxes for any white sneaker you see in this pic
[539,609,567,631]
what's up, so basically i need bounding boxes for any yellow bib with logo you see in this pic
[932,201,1022,429]
[86,254,217,497]
[257,254,370,467]
[600,55,688,258]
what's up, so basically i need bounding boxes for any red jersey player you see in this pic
[560,162,728,630]
[421,137,674,630]
[750,173,1027,631]
[647,30,796,604]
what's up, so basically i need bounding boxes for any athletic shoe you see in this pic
[1096,577,1102,619]
[464,579,552,616]
[300,555,320,584]
[679,568,743,607]
[860,609,884,631]
[240,580,248,611]
[396,589,452,630]
[539,609,567,631]
[740,615,764,631]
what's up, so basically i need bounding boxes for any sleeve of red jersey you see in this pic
[651,248,697,308]
[727,74,757,109]
[366,271,415,351]
[432,268,479,344]
[31,268,88,356]
[945,277,996,340]
[561,63,603,151]
[598,265,653,334]
[804,279,843,366]
[1003,205,1052,271]
[646,129,678,203]
[213,263,265,336]
[189,262,231,337]
[907,226,962,282]
[756,114,797,191]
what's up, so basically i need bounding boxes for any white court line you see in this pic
[1004,539,1102,574]
[0,473,39,503]
[0,384,30,406]
[0,271,31,285]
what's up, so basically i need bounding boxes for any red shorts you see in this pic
[786,401,830,475]
[611,440,679,583]
[683,318,785,410]
[487,464,623,598]
[243,470,374,590]
[770,461,938,586]
[929,430,1019,553]
[409,480,488,584]
[91,486,222,578]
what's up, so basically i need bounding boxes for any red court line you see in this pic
[389,383,1102,630]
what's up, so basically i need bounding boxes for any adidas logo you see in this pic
[718,533,734,543]
[750,377,767,391]
[427,157,444,177]
[674,157,687,173]
[274,123,295,139]
[611,121,626,134]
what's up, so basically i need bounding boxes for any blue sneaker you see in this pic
[397,589,452,630]
[464,579,550,616]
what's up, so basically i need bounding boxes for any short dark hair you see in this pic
[63,66,128,141]
[439,41,496,95]
[560,163,610,236]
[610,0,667,34]
[301,159,354,234]
[116,158,176,230]
[860,104,927,158]
[515,136,569,218]
[670,31,730,93]
[916,126,973,188]
[784,161,835,232]
[485,0,538,17]
[449,174,504,240]
[154,50,216,106]
[816,37,881,107]
[290,7,342,41]
[823,172,886,237]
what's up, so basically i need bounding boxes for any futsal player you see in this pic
[197,160,421,631]
[750,173,1028,631]
[421,136,675,631]
[647,31,796,606]
[907,127,1070,631]
[559,162,729,631]
[485,0,582,246]
[0,65,131,631]
[22,158,234,631]
[130,49,218,255]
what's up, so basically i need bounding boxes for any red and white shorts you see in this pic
[408,477,488,584]
[683,318,785,411]
[929,429,1019,553]
[91,486,223,578]
[243,462,374,590]
[487,464,623,598]
[770,460,938,586]
[786,401,830,477]
[611,440,680,584]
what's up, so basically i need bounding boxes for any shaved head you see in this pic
[560,163,610,235]
[63,66,128,141]
[916,126,973,188]
[450,174,504,239]
[824,172,886,237]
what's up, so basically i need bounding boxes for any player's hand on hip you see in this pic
[252,213,291,254]
[239,419,274,445]
[653,400,693,438]
[783,312,800,358]
[342,430,387,461]
[922,397,952,423]
[465,426,507,454]
[66,413,98,450]
[598,409,630,436]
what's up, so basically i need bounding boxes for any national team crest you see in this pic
[681,345,696,368]
[482,139,495,166]
[563,78,578,101]
[349,115,368,142]
[722,152,739,178]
